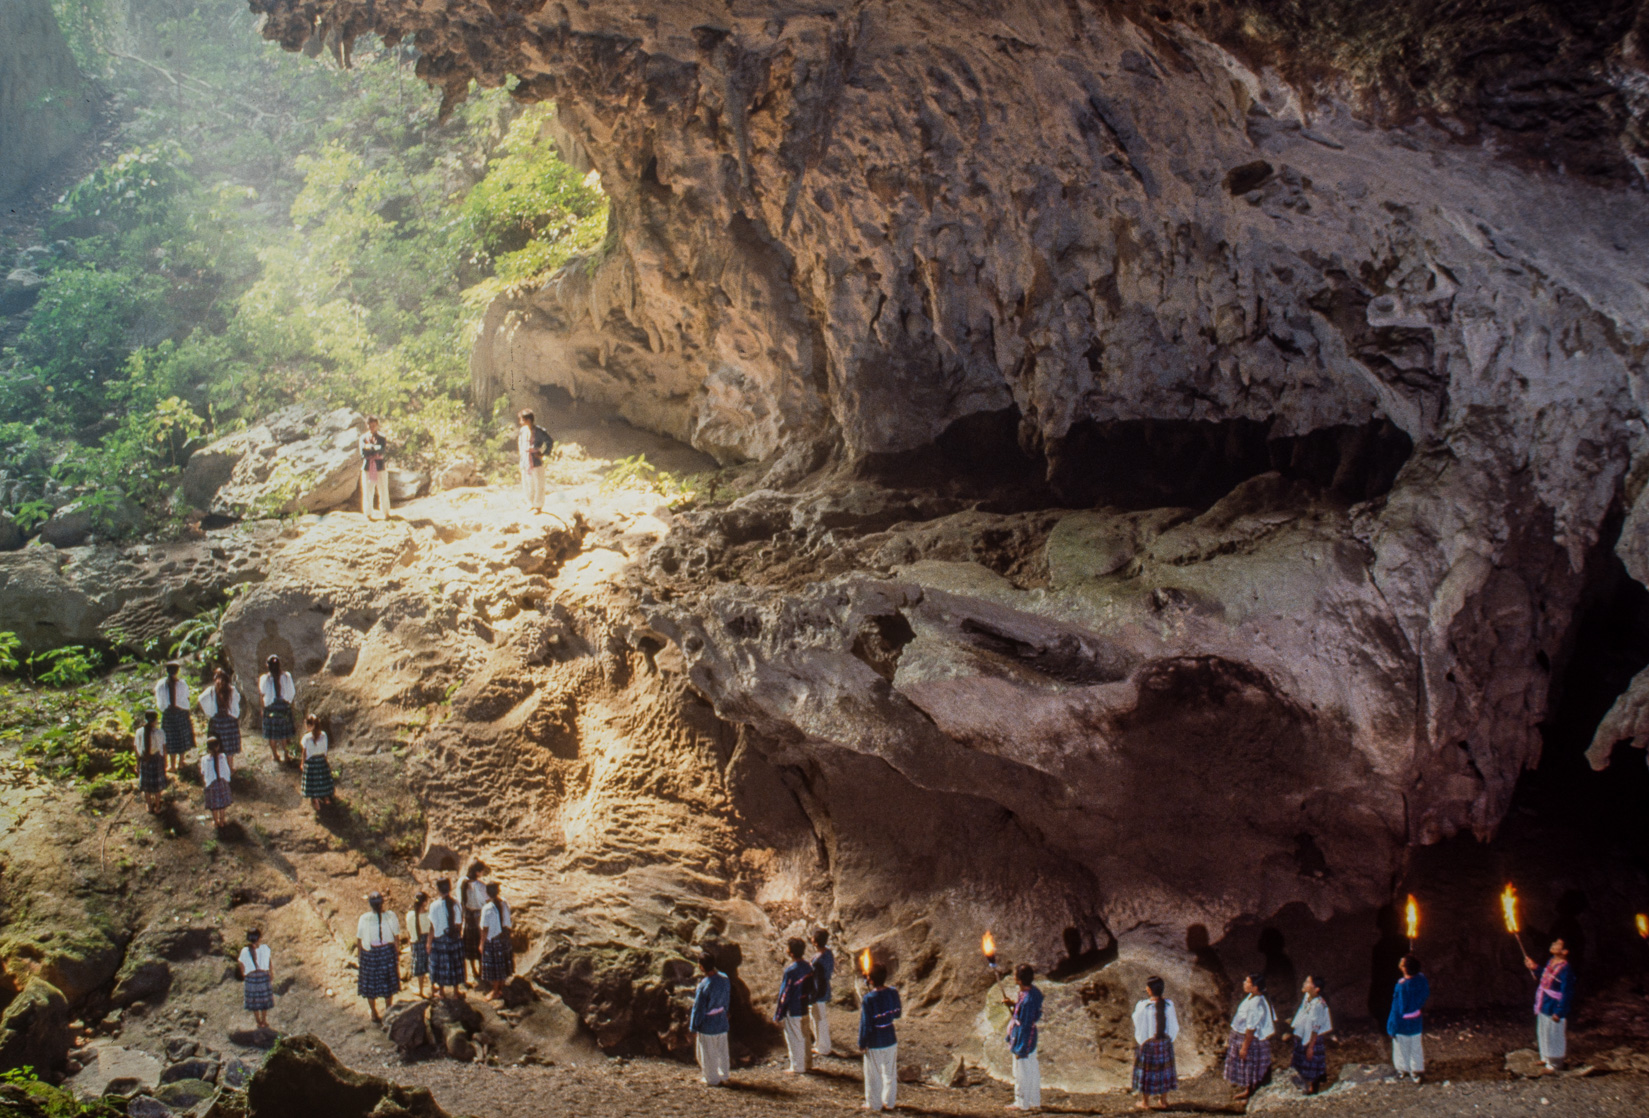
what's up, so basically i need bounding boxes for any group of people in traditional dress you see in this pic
[356,410,558,523]
[133,655,335,823]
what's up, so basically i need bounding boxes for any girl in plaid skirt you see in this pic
[480,882,515,998]
[1224,974,1276,1100]
[1131,976,1179,1108]
[406,892,433,999]
[200,737,233,828]
[238,929,274,1030]
[199,667,242,770]
[300,713,335,808]
[356,892,401,1023]
[1290,975,1333,1093]
[135,712,167,813]
[259,655,296,765]
[429,879,466,996]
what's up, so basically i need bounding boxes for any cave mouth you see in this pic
[856,407,1413,513]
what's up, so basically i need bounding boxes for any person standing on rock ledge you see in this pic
[154,661,194,774]
[357,892,402,1023]
[1386,955,1429,1083]
[517,409,552,514]
[808,927,836,1059]
[858,962,901,1113]
[1004,963,1044,1111]
[238,928,274,1031]
[134,710,166,813]
[360,415,391,521]
[198,667,243,771]
[299,713,335,809]
[1131,975,1179,1110]
[462,863,489,988]
[429,878,466,998]
[773,937,814,1074]
[690,951,732,1087]
[1223,973,1276,1102]
[201,736,233,829]
[1525,937,1575,1072]
[479,881,515,1000]
[1289,974,1333,1095]
[407,891,433,1000]
[258,655,296,765]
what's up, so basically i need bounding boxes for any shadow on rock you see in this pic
[246,1033,472,1117]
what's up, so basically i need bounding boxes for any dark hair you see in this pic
[414,891,429,907]
[812,928,829,949]
[1400,955,1422,976]
[1305,974,1326,995]
[214,666,232,704]
[144,709,158,723]
[368,893,385,912]
[699,952,718,973]
[468,862,486,878]
[207,735,223,754]
[787,937,807,959]
[247,928,261,943]
[266,654,281,674]
[518,409,535,424]
[436,878,452,895]
[1015,963,1034,985]
[165,661,180,676]
[486,881,501,899]
[868,963,888,986]
[1246,972,1266,993]
[366,415,379,424]
[1147,975,1167,1038]
[304,712,319,727]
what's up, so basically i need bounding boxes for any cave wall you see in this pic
[249,0,1649,1024]
[0,0,93,200]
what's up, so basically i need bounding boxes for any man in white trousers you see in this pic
[517,409,551,513]
[772,937,814,1074]
[809,927,836,1058]
[689,952,732,1086]
[1005,963,1044,1110]
[360,416,391,520]
[858,962,902,1112]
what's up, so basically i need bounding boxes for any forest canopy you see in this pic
[1,0,606,538]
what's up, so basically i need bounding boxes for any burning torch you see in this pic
[983,931,1011,1003]
[1404,894,1419,951]
[1636,914,1648,993]
[856,948,873,993]
[1502,883,1532,967]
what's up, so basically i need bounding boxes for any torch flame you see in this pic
[1404,895,1419,941]
[1637,913,1648,940]
[859,949,873,976]
[981,931,996,960]
[1501,884,1521,935]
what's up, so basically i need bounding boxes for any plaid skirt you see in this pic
[162,707,195,755]
[244,969,274,1011]
[481,935,515,982]
[301,754,334,799]
[411,939,430,977]
[1132,1036,1178,1095]
[430,931,465,987]
[262,699,295,742]
[1223,1032,1272,1089]
[358,942,400,999]
[462,909,482,961]
[209,712,242,755]
[1291,1037,1328,1082]
[204,778,233,811]
[138,753,167,793]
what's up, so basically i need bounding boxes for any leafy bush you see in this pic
[29,646,102,687]
[0,632,19,674]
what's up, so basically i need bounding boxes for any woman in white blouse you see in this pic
[200,736,233,828]
[198,667,242,771]
[134,711,166,813]
[1131,975,1179,1109]
[154,660,195,774]
[299,712,335,808]
[1289,975,1333,1094]
[1222,973,1276,1101]
[238,928,274,1030]
[258,655,297,765]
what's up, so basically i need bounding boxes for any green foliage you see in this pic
[168,586,243,659]
[600,454,702,508]
[29,646,102,687]
[0,632,20,674]
[12,500,55,534]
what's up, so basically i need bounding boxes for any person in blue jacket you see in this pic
[1524,937,1576,1071]
[809,928,836,1058]
[773,937,814,1074]
[690,952,732,1086]
[858,962,902,1112]
[1386,955,1430,1082]
[1005,963,1044,1110]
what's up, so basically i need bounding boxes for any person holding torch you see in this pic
[773,937,815,1074]
[1524,938,1575,1072]
[689,951,732,1087]
[1004,963,1045,1111]
[1385,955,1429,1082]
[858,959,902,1112]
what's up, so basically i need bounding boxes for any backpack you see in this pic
[528,425,553,467]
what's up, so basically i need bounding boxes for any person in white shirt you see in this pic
[258,655,297,764]
[238,928,274,1030]
[356,892,402,1022]
[198,667,242,771]
[1223,973,1276,1101]
[200,736,233,828]
[134,711,166,813]
[154,661,194,773]
[360,415,391,521]
[1289,975,1333,1094]
[461,863,489,987]
[299,712,334,808]
[428,878,466,997]
[517,409,551,513]
[479,881,515,1000]
[406,892,433,999]
[1131,975,1180,1109]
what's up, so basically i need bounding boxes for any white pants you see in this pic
[362,468,391,517]
[521,465,545,509]
[695,1031,730,1085]
[809,1000,832,1056]
[782,1014,808,1072]
[863,1043,898,1111]
[1013,1053,1041,1109]
[1392,1032,1425,1074]
[1537,1015,1567,1064]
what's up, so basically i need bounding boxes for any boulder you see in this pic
[1506,1048,1553,1077]
[0,925,125,1004]
[68,1045,163,1100]
[224,1028,277,1050]
[0,511,23,552]
[432,459,483,492]
[196,406,366,518]
[0,267,44,314]
[161,1058,221,1085]
[0,978,71,1073]
[152,1078,216,1111]
[388,470,428,504]
[127,1096,176,1118]
[383,1000,431,1056]
[218,1059,252,1090]
[244,1034,455,1118]
[111,959,172,1008]
[38,495,143,547]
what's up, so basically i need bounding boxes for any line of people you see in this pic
[134,656,335,823]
